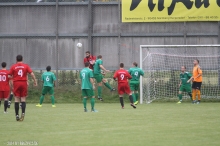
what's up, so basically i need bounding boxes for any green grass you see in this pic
[1,103,220,146]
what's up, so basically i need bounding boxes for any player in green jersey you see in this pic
[36,66,56,107]
[93,55,115,101]
[128,62,144,105]
[80,62,97,112]
[177,66,192,104]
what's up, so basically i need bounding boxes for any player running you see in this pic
[36,66,56,107]
[93,55,115,101]
[83,51,96,70]
[128,62,144,105]
[80,62,97,112]
[0,62,12,113]
[9,55,37,121]
[177,66,192,104]
[113,63,136,109]
[188,59,202,104]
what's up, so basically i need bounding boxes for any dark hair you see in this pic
[195,59,199,64]
[46,66,51,71]
[16,55,23,62]
[1,62,6,68]
[97,55,102,59]
[133,62,138,67]
[120,63,124,68]
[182,66,186,69]
[86,51,90,54]
[85,62,90,67]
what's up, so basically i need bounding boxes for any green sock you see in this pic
[51,95,55,105]
[178,94,182,101]
[91,98,95,110]
[40,95,45,105]
[132,93,136,103]
[98,86,102,97]
[104,82,112,90]
[135,93,139,102]
[83,98,87,109]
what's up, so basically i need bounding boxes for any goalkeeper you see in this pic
[177,66,192,103]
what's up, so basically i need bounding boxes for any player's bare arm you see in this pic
[30,72,38,86]
[90,78,95,90]
[99,65,109,72]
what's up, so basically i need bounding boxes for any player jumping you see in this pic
[36,66,56,107]
[113,63,136,109]
[128,62,144,105]
[93,55,115,101]
[80,62,97,112]
[9,55,37,121]
[83,51,96,70]
[177,66,192,103]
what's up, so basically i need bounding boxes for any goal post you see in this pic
[140,45,220,104]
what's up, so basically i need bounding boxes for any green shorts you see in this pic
[42,86,54,95]
[179,85,191,93]
[129,81,140,91]
[94,74,103,83]
[82,89,94,97]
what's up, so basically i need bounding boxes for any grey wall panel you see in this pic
[186,22,218,33]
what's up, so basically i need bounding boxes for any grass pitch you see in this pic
[1,103,220,146]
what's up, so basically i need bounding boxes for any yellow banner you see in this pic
[122,0,220,22]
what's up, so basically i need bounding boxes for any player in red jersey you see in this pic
[9,55,37,122]
[0,62,12,113]
[83,51,96,70]
[113,63,136,109]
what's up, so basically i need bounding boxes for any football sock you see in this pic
[192,89,196,101]
[51,95,55,105]
[132,93,136,103]
[15,102,19,116]
[197,90,201,101]
[21,102,26,114]
[0,101,1,106]
[119,97,124,107]
[4,100,8,112]
[129,95,134,103]
[135,93,139,101]
[178,94,182,101]
[8,94,13,102]
[83,98,87,109]
[39,95,45,105]
[98,86,102,97]
[104,82,112,90]
[188,93,192,100]
[90,98,95,110]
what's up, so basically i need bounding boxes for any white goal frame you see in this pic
[139,44,220,104]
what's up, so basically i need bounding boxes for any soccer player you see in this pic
[188,59,202,104]
[128,62,144,105]
[83,51,96,70]
[177,66,192,103]
[80,62,97,112]
[93,55,115,101]
[0,62,12,113]
[9,55,37,121]
[36,66,56,107]
[113,63,136,109]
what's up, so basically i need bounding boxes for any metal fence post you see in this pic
[88,0,93,54]
[218,21,220,86]
[118,0,121,64]
[56,0,59,87]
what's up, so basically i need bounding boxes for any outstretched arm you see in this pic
[99,65,109,72]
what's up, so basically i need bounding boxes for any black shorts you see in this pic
[192,82,202,90]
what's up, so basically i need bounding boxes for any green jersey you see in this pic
[128,67,144,82]
[41,72,56,87]
[93,59,103,75]
[80,68,94,89]
[180,72,192,85]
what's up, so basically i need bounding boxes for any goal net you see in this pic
[140,45,220,104]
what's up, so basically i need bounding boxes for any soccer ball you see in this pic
[77,43,82,48]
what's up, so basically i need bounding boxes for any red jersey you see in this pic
[9,62,32,82]
[113,69,132,83]
[0,70,10,91]
[84,55,96,70]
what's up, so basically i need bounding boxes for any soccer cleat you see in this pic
[19,113,25,122]
[52,105,56,108]
[192,100,197,104]
[84,108,88,112]
[111,88,116,92]
[16,115,20,121]
[98,97,103,101]
[177,100,182,104]
[36,104,42,107]
[130,103,136,109]
[91,109,98,112]
[134,101,139,105]
[197,101,200,104]
[4,111,8,114]
[122,106,124,109]
[8,101,11,108]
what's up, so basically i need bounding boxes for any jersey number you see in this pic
[46,76,50,81]
[18,69,23,77]
[134,71,138,77]
[82,73,85,79]
[0,75,6,81]
[120,74,125,80]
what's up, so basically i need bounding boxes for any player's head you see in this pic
[133,62,138,67]
[97,55,102,59]
[86,51,90,58]
[46,66,51,72]
[120,63,124,68]
[16,55,23,62]
[85,62,90,67]
[193,59,199,66]
[181,66,186,72]
[1,62,6,68]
